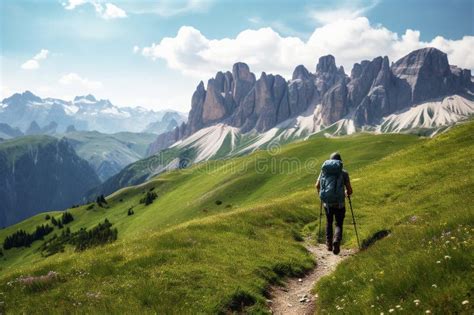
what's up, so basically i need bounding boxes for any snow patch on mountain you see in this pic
[172,123,239,162]
[377,95,474,133]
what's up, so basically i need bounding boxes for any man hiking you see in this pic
[315,152,353,255]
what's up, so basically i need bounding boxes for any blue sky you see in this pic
[1,0,473,112]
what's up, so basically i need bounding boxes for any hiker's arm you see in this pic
[345,173,353,196]
[315,173,321,194]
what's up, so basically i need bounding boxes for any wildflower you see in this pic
[462,300,469,305]
[436,260,441,264]
[389,308,395,313]
[425,310,431,314]
[445,240,450,244]
[371,305,375,308]
[396,305,401,308]
[432,284,437,288]
[414,299,420,304]
[444,255,451,260]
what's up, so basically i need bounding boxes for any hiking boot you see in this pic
[326,242,333,251]
[332,241,340,255]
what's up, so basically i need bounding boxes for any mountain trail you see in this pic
[268,240,355,315]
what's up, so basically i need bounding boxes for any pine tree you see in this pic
[61,212,74,225]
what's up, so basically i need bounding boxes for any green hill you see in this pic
[0,121,472,314]
[60,131,157,181]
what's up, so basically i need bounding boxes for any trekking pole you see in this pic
[318,200,323,243]
[348,196,361,250]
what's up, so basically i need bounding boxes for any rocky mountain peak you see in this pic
[74,94,97,103]
[316,55,338,74]
[392,47,450,79]
[147,48,474,157]
[26,120,41,135]
[232,62,253,80]
[292,65,311,80]
[2,90,42,105]
[391,47,470,103]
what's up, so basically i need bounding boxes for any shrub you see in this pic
[44,214,50,220]
[61,212,74,225]
[127,208,134,216]
[215,200,223,205]
[40,220,118,255]
[140,191,157,206]
[96,195,108,207]
[221,289,256,313]
[74,219,118,251]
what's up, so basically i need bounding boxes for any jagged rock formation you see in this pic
[148,47,473,156]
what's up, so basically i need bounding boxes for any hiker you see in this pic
[315,152,352,255]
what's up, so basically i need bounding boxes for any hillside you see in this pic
[61,131,157,181]
[0,136,100,227]
[0,121,472,313]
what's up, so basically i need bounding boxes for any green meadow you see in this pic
[0,121,472,314]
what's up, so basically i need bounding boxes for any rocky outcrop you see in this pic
[392,47,471,103]
[147,47,473,155]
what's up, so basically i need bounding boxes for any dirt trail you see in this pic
[268,241,354,315]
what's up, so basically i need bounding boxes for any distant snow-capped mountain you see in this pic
[0,92,187,134]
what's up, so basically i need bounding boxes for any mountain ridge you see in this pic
[94,48,473,197]
[0,92,186,134]
[148,47,473,155]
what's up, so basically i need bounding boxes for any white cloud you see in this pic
[102,3,127,19]
[64,0,87,10]
[141,18,474,80]
[59,73,103,90]
[133,45,140,54]
[21,60,40,70]
[309,0,380,25]
[63,0,127,19]
[33,49,49,60]
[21,49,49,70]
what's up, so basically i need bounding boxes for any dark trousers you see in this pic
[325,205,346,244]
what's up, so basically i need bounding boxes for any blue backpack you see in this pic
[319,159,345,204]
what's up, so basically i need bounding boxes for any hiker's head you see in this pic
[330,152,342,161]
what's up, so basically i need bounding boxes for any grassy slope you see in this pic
[1,122,472,313]
[0,131,419,313]
[316,122,474,314]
